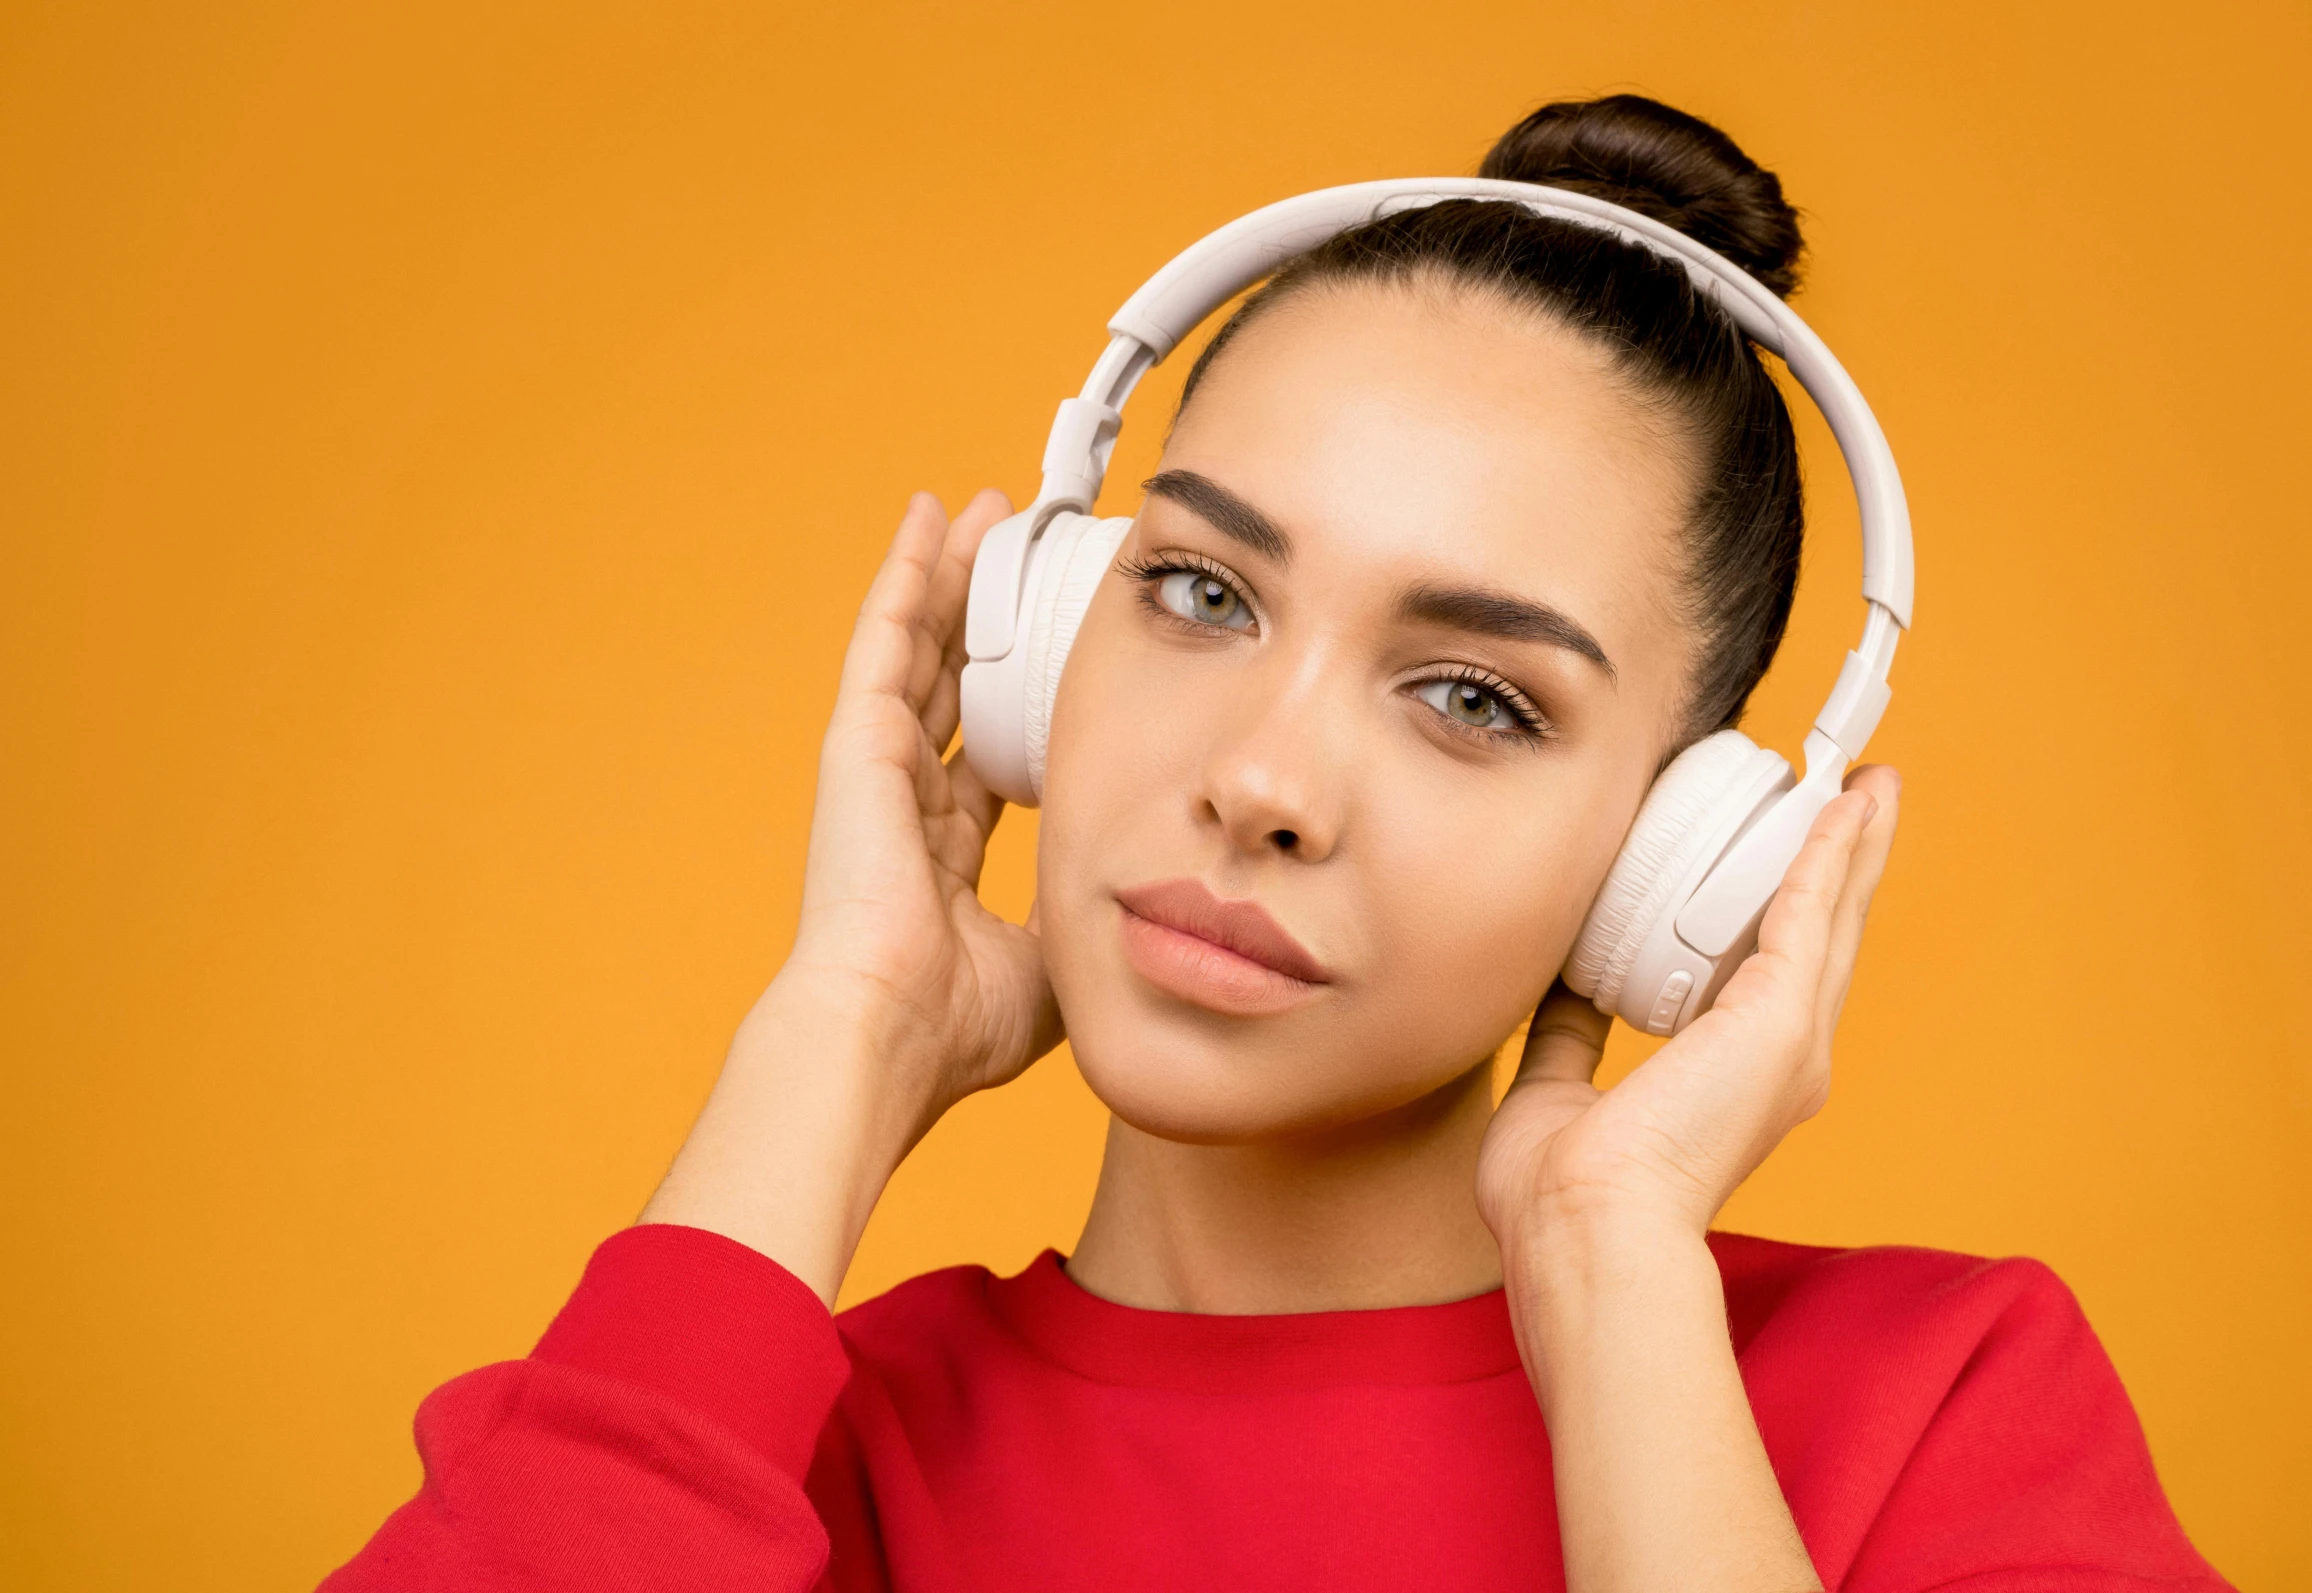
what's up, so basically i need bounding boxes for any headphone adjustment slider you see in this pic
[1037,397,1124,514]
[1814,645,1896,763]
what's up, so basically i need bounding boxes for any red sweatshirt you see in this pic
[325,1224,2229,1591]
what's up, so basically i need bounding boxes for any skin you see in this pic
[646,277,1902,1592]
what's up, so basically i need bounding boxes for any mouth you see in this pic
[1112,878,1330,1017]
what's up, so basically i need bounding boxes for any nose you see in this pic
[1196,652,1348,864]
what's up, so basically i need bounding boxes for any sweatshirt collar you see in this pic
[984,1251,1525,1393]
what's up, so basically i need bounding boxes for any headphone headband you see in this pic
[966,178,1912,765]
[1112,180,1796,357]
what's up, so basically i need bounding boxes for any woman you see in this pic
[327,96,2227,1591]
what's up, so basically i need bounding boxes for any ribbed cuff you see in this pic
[532,1223,851,1478]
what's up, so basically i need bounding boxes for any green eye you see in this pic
[1157,569,1253,631]
[1414,678,1526,732]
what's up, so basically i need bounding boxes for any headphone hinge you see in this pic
[1038,397,1123,513]
[1814,647,1895,762]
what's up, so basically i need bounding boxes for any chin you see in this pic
[1071,1028,1318,1146]
[1058,986,1484,1147]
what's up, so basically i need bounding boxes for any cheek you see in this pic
[1045,589,1173,788]
[1343,762,1634,1049]
[1036,575,1255,853]
[1032,588,1186,951]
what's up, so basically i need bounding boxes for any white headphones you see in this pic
[960,179,1914,1037]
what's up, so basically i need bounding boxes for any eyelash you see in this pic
[1116,550,1259,630]
[1415,663,1554,746]
[1116,550,1553,746]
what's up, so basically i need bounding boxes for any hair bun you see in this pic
[1478,94,1804,299]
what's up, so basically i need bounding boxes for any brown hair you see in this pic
[1178,94,1808,740]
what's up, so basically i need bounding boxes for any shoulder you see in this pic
[1710,1233,2227,1589]
[1708,1230,2113,1438]
[835,1262,1006,1359]
[1709,1229,2086,1361]
[831,1259,1055,1407]
[816,1258,1056,1485]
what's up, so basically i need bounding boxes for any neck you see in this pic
[1065,1059,1504,1314]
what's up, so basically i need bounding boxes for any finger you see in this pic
[929,488,1014,655]
[1816,765,1902,1023]
[1515,981,1612,1085]
[905,488,1013,714]
[1750,784,1878,992]
[836,494,950,709]
[1833,766,1901,924]
[923,658,965,758]
[921,491,1009,751]
[942,741,1007,854]
[916,750,1003,897]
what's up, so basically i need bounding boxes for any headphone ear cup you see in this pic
[1564,730,1792,1022]
[1020,513,1134,799]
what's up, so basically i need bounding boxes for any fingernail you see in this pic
[1860,794,1880,826]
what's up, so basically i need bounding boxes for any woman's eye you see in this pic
[1156,570,1254,631]
[1415,678,1520,732]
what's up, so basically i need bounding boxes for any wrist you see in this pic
[1497,1200,1723,1396]
[1488,1166,1712,1254]
[1500,1196,1715,1292]
[747,962,906,1062]
[744,966,949,1141]
[643,975,923,1303]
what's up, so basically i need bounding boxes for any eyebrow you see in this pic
[1142,470,1292,562]
[1397,582,1617,679]
[1143,467,1612,679]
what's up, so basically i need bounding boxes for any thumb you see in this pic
[1516,981,1611,1086]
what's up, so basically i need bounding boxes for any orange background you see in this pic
[4,2,2308,1587]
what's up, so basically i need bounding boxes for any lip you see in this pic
[1113,878,1330,1016]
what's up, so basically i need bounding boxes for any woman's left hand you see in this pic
[1477,766,1899,1593]
[1477,764,1902,1243]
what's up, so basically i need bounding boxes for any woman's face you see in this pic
[1037,280,1701,1142]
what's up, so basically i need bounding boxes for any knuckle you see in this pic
[1780,874,1838,909]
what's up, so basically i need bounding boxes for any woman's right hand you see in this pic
[782,487,1062,1132]
[643,490,1062,1300]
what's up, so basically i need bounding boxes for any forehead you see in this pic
[1158,281,1694,658]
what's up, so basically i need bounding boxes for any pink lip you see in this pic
[1113,878,1329,1016]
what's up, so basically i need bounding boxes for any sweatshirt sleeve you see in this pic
[320,1224,854,1593]
[1838,1257,2232,1593]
